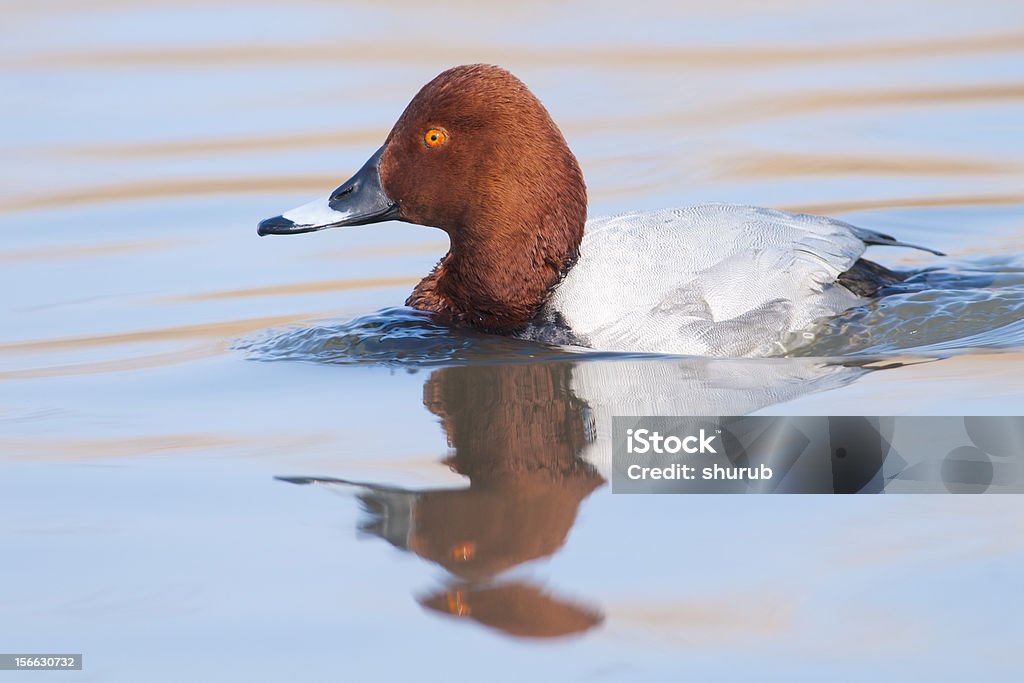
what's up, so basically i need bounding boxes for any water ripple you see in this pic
[791,258,1024,356]
[236,307,670,368]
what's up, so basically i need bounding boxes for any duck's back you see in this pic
[542,203,873,356]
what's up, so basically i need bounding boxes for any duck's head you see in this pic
[259,64,587,331]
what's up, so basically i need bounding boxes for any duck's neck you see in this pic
[407,213,584,332]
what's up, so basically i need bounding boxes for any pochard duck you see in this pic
[258,64,941,357]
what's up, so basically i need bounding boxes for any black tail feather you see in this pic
[847,226,946,256]
[838,258,908,297]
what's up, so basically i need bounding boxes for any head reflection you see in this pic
[283,361,606,639]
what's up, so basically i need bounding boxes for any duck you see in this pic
[258,64,942,357]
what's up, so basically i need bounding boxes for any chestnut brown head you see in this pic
[378,65,586,244]
[258,64,588,331]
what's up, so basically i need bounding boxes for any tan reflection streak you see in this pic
[756,83,1024,117]
[4,0,563,21]
[0,434,242,461]
[172,276,418,302]
[315,241,448,260]
[0,239,182,263]
[70,126,390,158]
[18,31,1024,71]
[719,152,1018,179]
[0,176,333,213]
[0,312,323,354]
[590,180,670,203]
[783,192,1024,215]
[612,597,794,640]
[571,83,1024,135]
[595,83,1024,132]
[0,344,221,381]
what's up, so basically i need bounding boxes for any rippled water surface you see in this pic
[2,1,1024,680]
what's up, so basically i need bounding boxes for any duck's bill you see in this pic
[257,145,399,236]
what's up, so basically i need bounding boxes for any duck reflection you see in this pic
[414,363,605,636]
[280,355,871,638]
[282,361,607,639]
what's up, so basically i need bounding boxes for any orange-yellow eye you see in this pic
[451,541,476,562]
[424,128,448,148]
[446,591,471,617]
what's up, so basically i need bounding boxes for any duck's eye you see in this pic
[451,541,476,562]
[424,128,448,148]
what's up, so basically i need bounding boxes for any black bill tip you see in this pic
[258,215,300,236]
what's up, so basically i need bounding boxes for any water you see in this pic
[2,0,1024,680]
